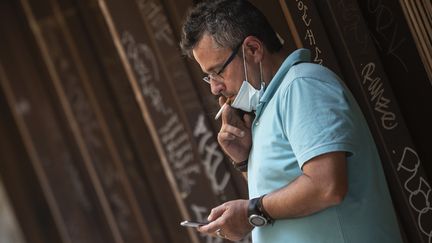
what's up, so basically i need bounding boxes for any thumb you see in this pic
[218,96,227,107]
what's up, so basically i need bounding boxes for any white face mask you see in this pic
[231,46,264,112]
[231,80,264,112]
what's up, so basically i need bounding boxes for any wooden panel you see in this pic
[1,0,251,242]
[399,0,432,81]
[0,70,62,243]
[279,0,342,74]
[97,2,246,242]
[0,43,113,243]
[1,0,174,242]
[0,1,119,242]
[357,0,432,207]
[19,0,155,241]
[73,0,193,241]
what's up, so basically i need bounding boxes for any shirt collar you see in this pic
[252,49,311,123]
[260,48,311,103]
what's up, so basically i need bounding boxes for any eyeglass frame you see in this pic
[202,41,244,84]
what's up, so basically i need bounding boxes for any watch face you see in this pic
[249,214,267,227]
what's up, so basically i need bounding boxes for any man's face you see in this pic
[192,34,244,100]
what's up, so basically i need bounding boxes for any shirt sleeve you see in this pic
[281,76,356,169]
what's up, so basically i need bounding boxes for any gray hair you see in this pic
[180,0,283,58]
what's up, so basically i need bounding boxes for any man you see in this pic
[180,0,403,242]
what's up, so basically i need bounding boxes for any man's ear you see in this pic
[243,36,264,64]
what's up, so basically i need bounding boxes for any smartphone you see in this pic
[180,220,209,228]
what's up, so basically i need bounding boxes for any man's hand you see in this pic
[198,200,253,241]
[217,96,254,162]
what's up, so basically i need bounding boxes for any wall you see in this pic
[0,0,431,243]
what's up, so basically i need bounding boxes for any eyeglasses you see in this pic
[203,42,243,84]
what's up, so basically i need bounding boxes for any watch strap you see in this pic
[232,159,248,172]
[248,197,260,218]
[258,194,274,224]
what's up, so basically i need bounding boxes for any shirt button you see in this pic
[255,120,259,126]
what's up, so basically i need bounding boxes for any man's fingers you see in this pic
[208,205,225,221]
[243,113,254,129]
[221,103,230,123]
[220,124,245,138]
[218,132,235,141]
[197,205,226,234]
[198,216,225,234]
[198,221,222,235]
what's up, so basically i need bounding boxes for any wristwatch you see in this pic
[248,195,274,227]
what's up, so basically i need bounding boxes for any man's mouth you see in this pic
[225,94,236,103]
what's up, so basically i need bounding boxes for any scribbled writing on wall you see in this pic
[135,0,174,46]
[361,62,398,130]
[194,114,230,198]
[122,30,200,198]
[366,0,408,71]
[397,147,432,242]
[121,31,171,115]
[326,1,431,241]
[136,0,199,109]
[295,0,323,64]
[159,114,199,198]
[336,0,369,52]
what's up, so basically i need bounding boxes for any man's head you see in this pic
[180,0,283,98]
[180,0,282,58]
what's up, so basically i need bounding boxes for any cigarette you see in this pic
[214,103,227,120]
[214,98,232,120]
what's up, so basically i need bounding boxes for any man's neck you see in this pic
[263,47,290,86]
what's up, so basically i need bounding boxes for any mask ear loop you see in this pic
[260,61,264,83]
[242,44,249,81]
[259,61,265,91]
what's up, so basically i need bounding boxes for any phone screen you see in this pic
[180,220,209,228]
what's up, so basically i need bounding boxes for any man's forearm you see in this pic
[260,152,348,219]
[262,173,345,219]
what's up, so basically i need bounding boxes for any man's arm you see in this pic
[263,151,348,218]
[198,151,348,240]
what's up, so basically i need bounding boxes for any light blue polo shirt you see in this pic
[248,49,403,243]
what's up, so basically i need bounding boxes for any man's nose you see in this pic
[210,80,225,96]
